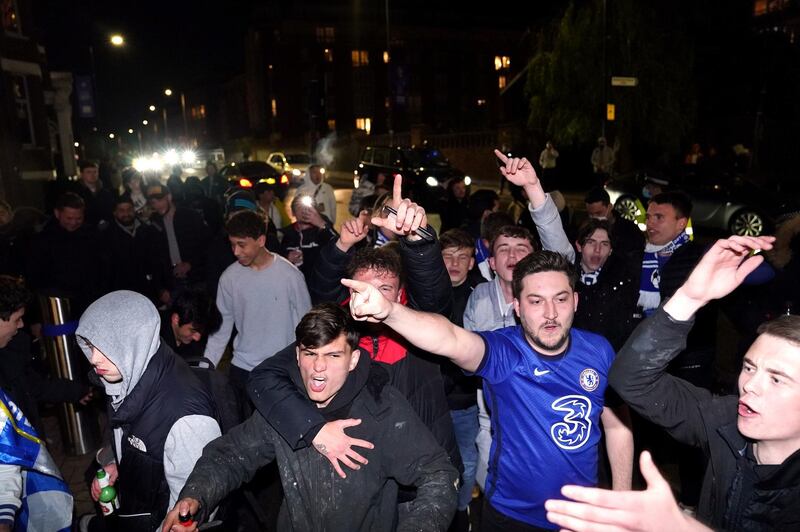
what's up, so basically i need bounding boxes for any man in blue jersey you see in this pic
[342,247,633,531]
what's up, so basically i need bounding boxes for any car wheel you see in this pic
[729,210,765,236]
[614,196,640,222]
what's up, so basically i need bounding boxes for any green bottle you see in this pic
[96,469,119,515]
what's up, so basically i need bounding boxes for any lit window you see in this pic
[271,98,277,118]
[383,51,390,64]
[323,48,334,62]
[190,105,207,120]
[355,117,372,134]
[327,119,336,131]
[1,0,21,33]
[498,75,507,89]
[352,50,369,67]
[494,55,511,70]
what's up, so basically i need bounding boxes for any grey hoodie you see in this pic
[76,291,221,523]
[76,290,161,408]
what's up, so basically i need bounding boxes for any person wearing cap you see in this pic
[146,183,211,297]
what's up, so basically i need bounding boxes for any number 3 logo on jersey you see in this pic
[550,395,592,450]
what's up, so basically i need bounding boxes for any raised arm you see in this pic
[342,278,486,372]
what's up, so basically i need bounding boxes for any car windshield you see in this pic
[403,148,449,168]
[285,154,312,165]
[227,161,280,177]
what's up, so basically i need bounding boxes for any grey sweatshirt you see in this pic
[204,253,312,371]
[76,291,221,519]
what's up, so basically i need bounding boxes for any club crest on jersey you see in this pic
[579,368,600,392]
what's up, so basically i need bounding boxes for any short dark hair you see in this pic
[0,275,30,320]
[55,192,85,211]
[346,246,403,282]
[78,160,98,172]
[757,315,800,347]
[296,302,360,350]
[225,210,266,239]
[440,229,475,253]
[512,251,577,299]
[467,189,499,221]
[169,288,222,335]
[480,211,515,241]
[490,225,539,254]
[584,187,611,206]
[114,193,134,207]
[650,191,693,219]
[576,219,613,248]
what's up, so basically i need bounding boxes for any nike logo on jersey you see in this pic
[533,368,550,376]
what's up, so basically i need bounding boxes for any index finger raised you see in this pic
[392,174,403,204]
[494,149,510,164]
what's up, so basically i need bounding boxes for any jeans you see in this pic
[450,405,479,510]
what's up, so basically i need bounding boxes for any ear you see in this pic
[257,234,267,248]
[513,298,521,318]
[575,241,583,254]
[678,217,688,232]
[468,257,475,270]
[573,291,579,313]
[488,256,496,273]
[349,348,361,371]
[171,313,180,327]
[295,345,301,365]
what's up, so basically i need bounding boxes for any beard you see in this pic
[522,318,572,354]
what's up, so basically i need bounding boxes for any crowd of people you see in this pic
[0,146,799,532]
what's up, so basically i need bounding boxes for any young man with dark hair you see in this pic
[204,210,311,404]
[545,235,800,532]
[160,288,222,359]
[163,303,458,532]
[343,244,633,531]
[280,195,339,283]
[583,186,644,264]
[247,176,462,492]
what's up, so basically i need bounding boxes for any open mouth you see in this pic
[542,323,560,333]
[310,376,326,393]
[738,401,758,417]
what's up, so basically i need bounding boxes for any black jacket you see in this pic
[108,343,216,531]
[100,220,165,300]
[0,331,88,436]
[72,182,115,227]
[609,215,645,266]
[278,220,339,284]
[149,206,211,285]
[26,219,106,314]
[185,356,457,532]
[610,309,800,531]
[251,231,462,473]
[574,252,640,351]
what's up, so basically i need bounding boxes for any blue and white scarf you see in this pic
[0,389,72,532]
[638,231,690,316]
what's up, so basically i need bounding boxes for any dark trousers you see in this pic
[228,364,253,418]
[481,500,555,532]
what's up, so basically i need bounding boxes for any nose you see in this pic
[313,356,327,373]
[741,372,762,395]
[543,300,557,320]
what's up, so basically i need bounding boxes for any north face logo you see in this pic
[127,435,147,452]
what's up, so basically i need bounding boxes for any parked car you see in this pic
[605,172,798,236]
[220,161,290,198]
[354,145,468,210]
[267,152,316,185]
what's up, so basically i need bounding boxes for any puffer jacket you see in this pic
[610,308,800,531]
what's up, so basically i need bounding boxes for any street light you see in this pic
[108,133,115,139]
[164,88,173,97]
[148,105,156,112]
[128,128,134,134]
[109,34,125,47]
[142,119,148,125]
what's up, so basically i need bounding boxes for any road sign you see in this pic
[606,104,616,121]
[611,76,638,87]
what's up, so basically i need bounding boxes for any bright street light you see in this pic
[164,88,173,97]
[73,141,80,147]
[108,133,115,139]
[142,119,149,125]
[148,105,156,112]
[128,128,134,134]
[109,34,125,47]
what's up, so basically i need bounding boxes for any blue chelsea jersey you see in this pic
[474,325,615,528]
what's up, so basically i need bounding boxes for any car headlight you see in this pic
[426,176,438,187]
[292,169,302,177]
